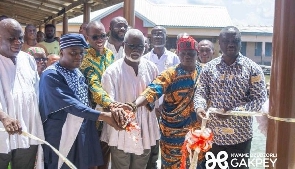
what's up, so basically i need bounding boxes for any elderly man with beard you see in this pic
[39,24,60,55]
[100,29,160,169]
[0,18,44,169]
[105,16,128,61]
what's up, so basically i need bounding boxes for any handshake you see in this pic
[98,102,139,131]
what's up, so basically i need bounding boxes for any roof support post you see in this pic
[83,2,91,23]
[63,13,68,35]
[123,0,135,28]
[52,19,56,26]
[266,0,295,168]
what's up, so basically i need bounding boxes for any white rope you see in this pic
[0,128,77,169]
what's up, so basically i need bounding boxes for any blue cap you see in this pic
[60,33,88,49]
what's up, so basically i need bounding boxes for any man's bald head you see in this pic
[151,26,166,34]
[0,18,24,58]
[110,16,128,28]
[86,21,105,35]
[198,39,214,51]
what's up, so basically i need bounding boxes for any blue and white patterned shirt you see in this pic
[194,54,267,145]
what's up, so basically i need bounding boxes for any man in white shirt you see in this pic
[101,29,160,169]
[0,18,44,169]
[105,16,128,61]
[143,26,180,73]
[143,26,180,169]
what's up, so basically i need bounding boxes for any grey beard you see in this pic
[125,52,141,62]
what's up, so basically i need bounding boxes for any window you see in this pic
[240,42,247,56]
[265,42,272,57]
[255,42,262,56]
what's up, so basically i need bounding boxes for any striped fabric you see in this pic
[60,33,88,49]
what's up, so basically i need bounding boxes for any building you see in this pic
[55,0,273,64]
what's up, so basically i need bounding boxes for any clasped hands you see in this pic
[100,102,136,131]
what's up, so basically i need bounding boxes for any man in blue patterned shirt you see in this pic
[194,26,267,169]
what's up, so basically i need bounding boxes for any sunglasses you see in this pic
[124,42,144,50]
[91,34,107,40]
[35,58,48,62]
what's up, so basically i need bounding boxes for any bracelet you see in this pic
[125,102,137,112]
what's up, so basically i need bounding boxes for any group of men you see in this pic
[0,15,266,169]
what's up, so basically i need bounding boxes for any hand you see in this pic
[1,116,22,135]
[196,108,207,119]
[215,108,231,120]
[256,115,268,137]
[110,107,129,128]
[109,102,133,111]
[98,112,123,131]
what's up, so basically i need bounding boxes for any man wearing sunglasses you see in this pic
[105,16,128,61]
[101,29,160,169]
[80,20,127,169]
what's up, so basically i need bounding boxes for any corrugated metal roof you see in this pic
[238,26,273,34]
[68,0,233,28]
[136,0,233,28]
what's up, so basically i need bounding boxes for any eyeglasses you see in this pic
[35,58,48,62]
[91,34,107,40]
[124,42,145,50]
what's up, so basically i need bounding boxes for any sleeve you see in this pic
[193,66,210,110]
[80,58,113,108]
[101,71,115,101]
[140,69,172,103]
[173,55,180,66]
[39,71,100,122]
[233,65,267,111]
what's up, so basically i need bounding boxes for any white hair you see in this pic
[123,29,144,42]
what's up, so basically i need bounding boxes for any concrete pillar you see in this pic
[266,0,295,168]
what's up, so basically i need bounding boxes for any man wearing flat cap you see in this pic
[39,33,127,169]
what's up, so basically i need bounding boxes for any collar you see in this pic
[219,53,245,66]
[150,48,167,57]
[87,47,107,57]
